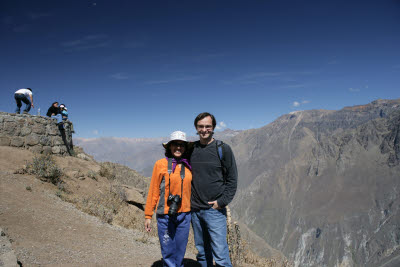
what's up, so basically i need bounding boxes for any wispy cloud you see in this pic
[61,34,110,51]
[28,12,52,20]
[144,75,201,85]
[92,130,99,135]
[3,13,53,33]
[215,121,227,130]
[292,100,310,108]
[282,84,307,89]
[349,87,360,92]
[110,73,130,80]
[224,70,318,85]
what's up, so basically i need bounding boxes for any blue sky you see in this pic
[1,0,399,138]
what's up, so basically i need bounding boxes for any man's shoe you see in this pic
[22,111,28,114]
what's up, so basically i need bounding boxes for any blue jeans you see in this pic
[51,114,63,124]
[191,208,232,267]
[157,212,191,267]
[14,94,31,113]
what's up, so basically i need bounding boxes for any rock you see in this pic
[77,153,91,161]
[122,185,145,205]
[52,146,61,154]
[43,146,52,155]
[32,124,46,134]
[0,228,18,267]
[46,124,59,136]
[29,145,43,154]
[10,137,24,147]
[3,122,20,136]
[52,136,64,146]
[20,126,32,136]
[39,136,51,146]
[26,134,40,146]
[0,136,11,146]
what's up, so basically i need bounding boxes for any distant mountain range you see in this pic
[75,99,400,266]
[74,129,242,177]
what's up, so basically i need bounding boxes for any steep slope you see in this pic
[230,99,400,267]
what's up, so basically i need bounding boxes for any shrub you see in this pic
[98,163,116,180]
[77,190,124,223]
[87,170,97,181]
[26,154,62,184]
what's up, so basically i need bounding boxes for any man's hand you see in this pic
[208,200,220,209]
[31,103,34,108]
[145,218,152,232]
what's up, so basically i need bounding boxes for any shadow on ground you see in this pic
[151,258,201,266]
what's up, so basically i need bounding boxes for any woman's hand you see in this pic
[145,218,152,232]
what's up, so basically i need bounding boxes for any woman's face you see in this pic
[169,141,186,158]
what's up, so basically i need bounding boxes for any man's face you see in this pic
[196,116,214,140]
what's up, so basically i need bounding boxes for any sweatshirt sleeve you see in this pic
[144,161,162,219]
[216,144,238,208]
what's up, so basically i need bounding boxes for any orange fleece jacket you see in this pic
[145,158,192,219]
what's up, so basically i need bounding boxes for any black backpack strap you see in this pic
[216,140,227,182]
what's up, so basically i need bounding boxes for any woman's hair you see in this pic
[164,143,190,159]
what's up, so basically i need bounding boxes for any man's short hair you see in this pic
[194,112,216,129]
[27,88,32,92]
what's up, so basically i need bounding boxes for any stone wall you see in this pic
[0,112,73,155]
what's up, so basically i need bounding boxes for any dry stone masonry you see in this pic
[0,112,73,155]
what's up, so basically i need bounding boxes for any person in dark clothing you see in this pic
[190,112,238,267]
[46,102,63,126]
[46,102,60,117]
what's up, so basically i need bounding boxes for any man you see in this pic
[190,112,238,267]
[14,88,34,114]
[46,102,60,117]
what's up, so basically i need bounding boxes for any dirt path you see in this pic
[0,147,197,266]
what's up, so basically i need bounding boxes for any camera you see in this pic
[167,194,181,216]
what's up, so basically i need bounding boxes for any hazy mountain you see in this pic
[74,129,242,177]
[229,99,400,266]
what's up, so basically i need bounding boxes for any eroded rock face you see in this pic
[0,112,73,155]
[229,99,400,267]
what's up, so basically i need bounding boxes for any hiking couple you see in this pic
[46,102,73,131]
[144,112,238,267]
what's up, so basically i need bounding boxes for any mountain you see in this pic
[229,99,400,266]
[74,129,242,177]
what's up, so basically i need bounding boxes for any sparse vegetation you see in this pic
[26,186,32,191]
[98,163,116,180]
[87,170,97,181]
[25,154,62,184]
[76,189,125,223]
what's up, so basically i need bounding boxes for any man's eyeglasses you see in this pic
[196,125,213,129]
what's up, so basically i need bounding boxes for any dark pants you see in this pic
[14,94,31,113]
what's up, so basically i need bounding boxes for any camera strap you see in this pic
[167,158,185,198]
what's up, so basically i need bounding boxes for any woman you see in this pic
[144,131,192,267]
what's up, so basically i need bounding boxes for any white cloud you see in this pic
[215,121,227,130]
[144,75,200,85]
[292,100,310,108]
[61,34,110,51]
[92,130,99,135]
[111,73,129,80]
[349,87,360,92]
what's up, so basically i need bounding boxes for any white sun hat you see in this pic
[162,131,187,148]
